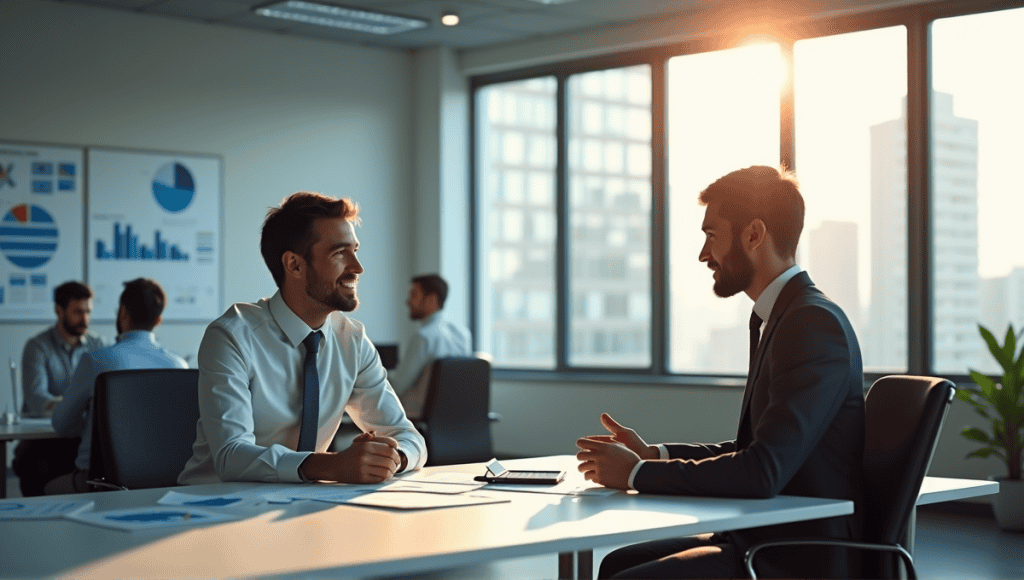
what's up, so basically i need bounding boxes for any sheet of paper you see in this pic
[483,481,620,496]
[345,491,510,510]
[399,471,482,486]
[66,506,237,532]
[157,490,265,508]
[0,500,94,519]
[377,480,486,494]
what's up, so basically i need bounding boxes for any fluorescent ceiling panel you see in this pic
[254,1,428,34]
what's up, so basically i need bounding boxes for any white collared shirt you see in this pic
[388,312,472,397]
[178,291,426,485]
[626,264,804,490]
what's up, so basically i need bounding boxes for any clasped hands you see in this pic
[576,413,659,490]
[300,431,405,484]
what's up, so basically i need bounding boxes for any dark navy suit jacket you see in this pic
[633,271,866,578]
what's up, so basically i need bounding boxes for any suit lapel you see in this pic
[737,271,815,444]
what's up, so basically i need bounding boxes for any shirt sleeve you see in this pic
[21,339,55,416]
[196,323,309,483]
[51,354,95,437]
[386,330,431,396]
[347,331,428,471]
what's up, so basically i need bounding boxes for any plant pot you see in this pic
[988,476,1024,531]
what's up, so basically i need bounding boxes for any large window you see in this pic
[472,2,1024,379]
[932,7,1024,375]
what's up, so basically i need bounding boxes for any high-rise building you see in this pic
[809,221,860,328]
[869,92,980,371]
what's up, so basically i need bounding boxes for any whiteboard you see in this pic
[86,148,221,321]
[0,141,85,321]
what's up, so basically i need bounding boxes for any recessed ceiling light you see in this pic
[441,12,460,27]
[253,1,429,35]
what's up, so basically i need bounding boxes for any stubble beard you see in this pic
[306,271,359,312]
[711,243,755,298]
[61,317,87,338]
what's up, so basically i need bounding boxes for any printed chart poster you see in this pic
[0,142,85,321]
[87,149,221,321]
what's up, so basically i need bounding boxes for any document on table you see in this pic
[345,491,510,510]
[66,506,238,531]
[158,490,266,508]
[0,500,94,519]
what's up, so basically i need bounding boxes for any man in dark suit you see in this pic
[576,165,865,579]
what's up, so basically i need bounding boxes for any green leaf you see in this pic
[980,325,1013,370]
[970,371,999,403]
[1005,325,1017,363]
[962,427,994,444]
[965,448,1004,461]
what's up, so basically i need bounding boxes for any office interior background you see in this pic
[2,0,1023,500]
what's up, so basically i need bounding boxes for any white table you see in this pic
[0,455,997,579]
[0,417,58,499]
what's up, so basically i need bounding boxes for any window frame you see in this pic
[469,0,1024,385]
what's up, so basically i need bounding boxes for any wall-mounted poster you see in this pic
[0,141,85,321]
[87,148,221,321]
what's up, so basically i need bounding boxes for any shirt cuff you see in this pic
[289,452,315,483]
[628,461,645,490]
[657,444,669,459]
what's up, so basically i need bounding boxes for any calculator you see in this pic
[474,458,566,485]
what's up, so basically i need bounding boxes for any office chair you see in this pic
[744,375,956,580]
[87,368,200,490]
[415,357,494,466]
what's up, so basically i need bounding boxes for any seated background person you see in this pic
[388,274,472,418]
[13,280,110,497]
[178,191,425,486]
[47,278,187,494]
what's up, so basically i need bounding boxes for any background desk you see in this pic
[0,456,997,579]
[0,418,57,499]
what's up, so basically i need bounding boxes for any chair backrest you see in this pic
[420,357,493,466]
[862,374,955,577]
[89,368,200,489]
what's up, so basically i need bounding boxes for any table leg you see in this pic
[577,549,593,579]
[2,441,7,499]
[558,551,574,579]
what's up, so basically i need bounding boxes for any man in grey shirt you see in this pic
[389,274,472,419]
[14,281,110,496]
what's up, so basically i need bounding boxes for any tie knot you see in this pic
[303,331,322,354]
[749,312,763,331]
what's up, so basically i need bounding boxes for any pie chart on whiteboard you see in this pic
[0,204,58,269]
[152,162,196,213]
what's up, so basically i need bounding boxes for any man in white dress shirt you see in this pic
[179,192,426,485]
[388,274,472,418]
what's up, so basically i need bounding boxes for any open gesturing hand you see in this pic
[590,413,659,460]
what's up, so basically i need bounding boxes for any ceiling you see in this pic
[53,0,937,51]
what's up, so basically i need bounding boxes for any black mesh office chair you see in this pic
[87,368,200,490]
[744,375,956,579]
[415,357,494,466]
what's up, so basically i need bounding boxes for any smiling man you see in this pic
[179,192,426,485]
[576,166,866,579]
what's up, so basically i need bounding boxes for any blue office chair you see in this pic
[87,368,200,490]
[744,375,956,579]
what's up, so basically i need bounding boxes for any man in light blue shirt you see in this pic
[388,274,473,418]
[47,278,187,494]
[178,192,425,486]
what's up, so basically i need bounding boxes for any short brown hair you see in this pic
[261,192,360,288]
[53,281,92,308]
[119,278,166,330]
[412,274,449,308]
[698,165,804,258]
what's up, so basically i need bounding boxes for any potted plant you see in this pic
[955,323,1024,530]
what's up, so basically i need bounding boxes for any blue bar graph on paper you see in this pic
[95,222,189,261]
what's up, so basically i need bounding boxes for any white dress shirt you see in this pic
[178,291,426,485]
[388,312,472,417]
[626,264,804,490]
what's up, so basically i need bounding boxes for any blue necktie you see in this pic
[298,331,322,452]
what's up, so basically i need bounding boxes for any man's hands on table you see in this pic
[576,413,658,490]
[300,431,407,483]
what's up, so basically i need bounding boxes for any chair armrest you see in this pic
[488,411,501,423]
[743,538,915,580]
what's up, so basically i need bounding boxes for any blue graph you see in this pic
[95,222,188,261]
[0,204,58,269]
[152,162,195,213]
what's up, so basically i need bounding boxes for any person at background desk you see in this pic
[577,166,866,579]
[179,192,426,485]
[388,274,472,419]
[13,280,110,496]
[47,278,187,494]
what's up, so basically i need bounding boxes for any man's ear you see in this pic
[282,251,304,281]
[746,218,768,253]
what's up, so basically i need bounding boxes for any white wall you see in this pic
[0,1,414,415]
